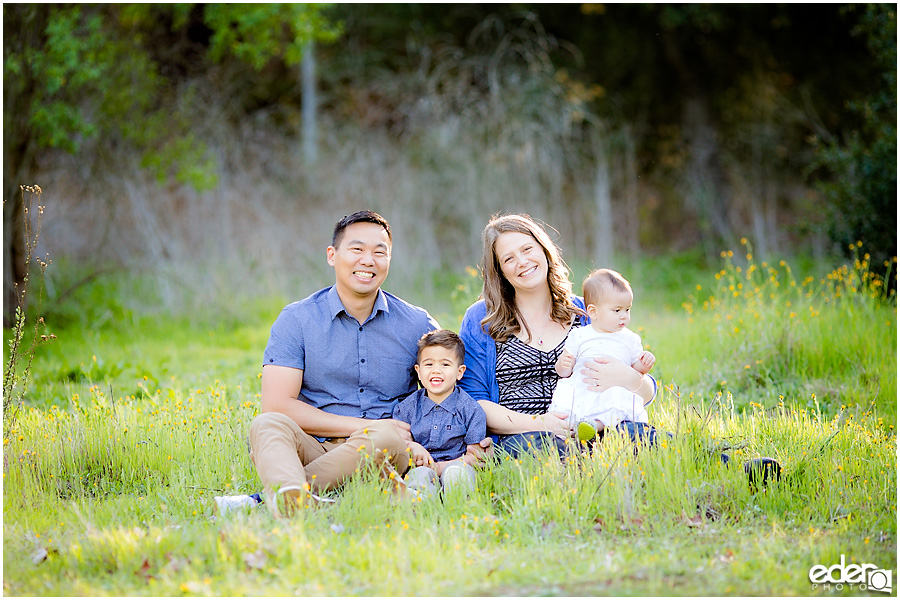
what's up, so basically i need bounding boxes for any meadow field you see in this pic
[3,244,896,596]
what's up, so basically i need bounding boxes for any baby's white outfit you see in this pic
[549,325,649,428]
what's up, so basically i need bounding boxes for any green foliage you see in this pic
[3,3,342,191]
[811,4,897,267]
[204,4,341,69]
[2,384,895,594]
[3,247,897,594]
[4,6,160,154]
[139,131,219,190]
[3,186,55,438]
[669,240,897,422]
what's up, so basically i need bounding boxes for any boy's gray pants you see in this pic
[405,462,476,496]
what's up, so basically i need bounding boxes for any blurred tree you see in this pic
[810,4,896,269]
[4,3,892,321]
[538,4,883,259]
[325,4,888,262]
[2,4,340,325]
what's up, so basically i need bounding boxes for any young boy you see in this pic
[392,329,487,496]
[549,268,656,442]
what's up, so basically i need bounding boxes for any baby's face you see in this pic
[587,289,633,333]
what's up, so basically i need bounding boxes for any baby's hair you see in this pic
[582,268,633,307]
[417,329,466,364]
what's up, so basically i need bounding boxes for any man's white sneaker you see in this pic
[214,494,260,514]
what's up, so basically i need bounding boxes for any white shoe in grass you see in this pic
[214,494,259,514]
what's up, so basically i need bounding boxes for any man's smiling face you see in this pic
[327,221,391,300]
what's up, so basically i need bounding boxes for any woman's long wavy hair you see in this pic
[479,214,584,342]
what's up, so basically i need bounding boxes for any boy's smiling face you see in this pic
[415,345,466,403]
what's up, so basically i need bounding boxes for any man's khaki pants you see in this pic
[249,412,411,502]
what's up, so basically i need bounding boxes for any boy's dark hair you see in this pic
[417,329,466,364]
[332,210,392,248]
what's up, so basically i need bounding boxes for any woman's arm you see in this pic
[636,373,657,406]
[477,400,571,438]
[580,357,656,405]
[458,303,492,401]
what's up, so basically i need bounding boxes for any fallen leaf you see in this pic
[681,510,704,528]
[242,550,267,570]
[165,553,190,572]
[540,522,556,537]
[137,557,154,581]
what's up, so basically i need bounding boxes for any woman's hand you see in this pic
[581,356,654,405]
[462,438,494,467]
[581,356,641,393]
[537,411,572,439]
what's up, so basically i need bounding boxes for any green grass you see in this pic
[3,249,897,596]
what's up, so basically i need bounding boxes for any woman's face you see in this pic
[493,231,549,294]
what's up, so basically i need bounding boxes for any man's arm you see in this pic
[261,364,411,440]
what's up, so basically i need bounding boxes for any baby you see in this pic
[549,268,655,442]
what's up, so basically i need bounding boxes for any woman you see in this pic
[458,214,657,457]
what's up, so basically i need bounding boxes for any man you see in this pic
[248,211,441,516]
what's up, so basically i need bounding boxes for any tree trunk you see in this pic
[683,96,732,250]
[3,184,26,328]
[3,5,46,327]
[592,135,614,268]
[302,40,317,167]
[622,124,641,259]
[661,30,733,259]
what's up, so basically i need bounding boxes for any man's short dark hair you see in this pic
[417,329,466,365]
[332,211,392,248]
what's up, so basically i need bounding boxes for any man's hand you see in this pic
[555,349,576,378]
[383,418,413,442]
[462,438,494,467]
[634,351,656,375]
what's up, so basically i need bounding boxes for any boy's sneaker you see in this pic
[214,494,261,514]
[576,421,598,444]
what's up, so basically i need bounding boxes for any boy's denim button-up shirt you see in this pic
[392,387,487,462]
